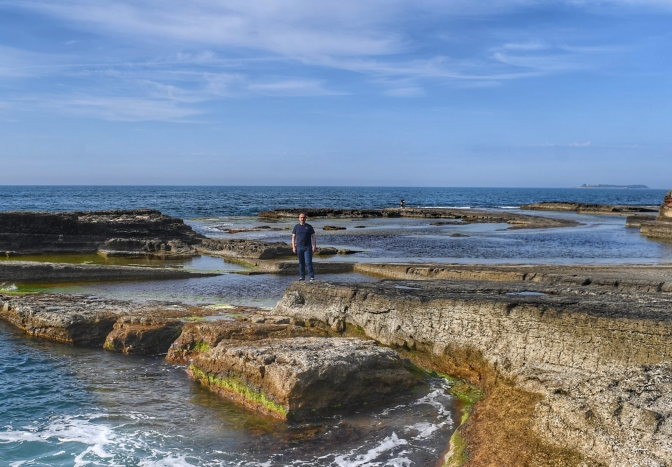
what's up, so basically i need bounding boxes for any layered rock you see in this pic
[0,261,220,283]
[520,202,657,215]
[639,190,672,241]
[274,280,672,466]
[104,315,185,355]
[258,207,578,229]
[0,209,204,257]
[187,337,418,420]
[0,293,125,346]
[167,318,328,362]
[196,238,294,259]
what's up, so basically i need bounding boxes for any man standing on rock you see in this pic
[292,212,316,281]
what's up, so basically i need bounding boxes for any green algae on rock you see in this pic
[186,337,419,420]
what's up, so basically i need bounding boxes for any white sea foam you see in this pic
[0,282,18,291]
[407,421,442,439]
[138,455,196,467]
[333,432,408,467]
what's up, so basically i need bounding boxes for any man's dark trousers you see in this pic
[297,246,314,280]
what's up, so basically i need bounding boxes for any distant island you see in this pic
[579,184,650,189]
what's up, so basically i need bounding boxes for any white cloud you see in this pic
[247,79,344,96]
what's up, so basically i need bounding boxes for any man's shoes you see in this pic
[298,278,305,281]
[309,278,314,282]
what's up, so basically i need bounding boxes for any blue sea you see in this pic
[0,186,670,466]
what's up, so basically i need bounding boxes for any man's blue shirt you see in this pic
[292,223,315,248]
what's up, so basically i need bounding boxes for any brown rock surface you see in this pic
[520,202,657,215]
[274,279,672,466]
[187,337,418,420]
[167,318,328,362]
[0,209,204,257]
[196,238,294,259]
[0,293,125,346]
[104,315,185,355]
[638,190,672,240]
[257,207,578,229]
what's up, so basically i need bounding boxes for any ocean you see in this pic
[0,186,670,466]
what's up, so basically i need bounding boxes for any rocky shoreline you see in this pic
[259,207,579,229]
[520,201,657,215]
[2,202,672,466]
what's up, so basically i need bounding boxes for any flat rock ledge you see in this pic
[520,201,657,215]
[635,190,672,241]
[167,318,328,363]
[274,280,672,466]
[258,207,578,229]
[0,261,220,283]
[0,209,204,257]
[187,337,418,420]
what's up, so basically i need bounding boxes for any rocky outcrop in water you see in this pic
[197,238,294,259]
[0,209,204,257]
[273,279,672,466]
[258,207,578,229]
[636,190,672,241]
[166,318,328,363]
[0,293,124,346]
[520,201,657,215]
[104,315,186,355]
[187,337,418,420]
[0,261,220,283]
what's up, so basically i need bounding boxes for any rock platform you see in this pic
[635,190,672,241]
[0,260,220,283]
[187,337,418,420]
[0,209,204,257]
[520,201,657,215]
[274,278,672,466]
[259,207,578,229]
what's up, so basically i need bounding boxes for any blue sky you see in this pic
[0,1,670,187]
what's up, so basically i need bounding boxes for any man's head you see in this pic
[298,212,307,225]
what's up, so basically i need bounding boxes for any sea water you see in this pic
[1,186,670,466]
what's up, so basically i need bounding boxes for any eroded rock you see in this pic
[104,315,184,355]
[187,337,418,420]
[167,319,327,362]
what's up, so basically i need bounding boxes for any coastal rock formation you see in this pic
[520,201,657,215]
[0,294,216,348]
[322,225,346,230]
[166,319,328,362]
[274,280,672,466]
[197,238,294,259]
[104,315,185,355]
[0,209,204,257]
[352,263,672,294]
[187,337,418,420]
[258,207,578,229]
[638,190,672,241]
[0,293,124,346]
[0,261,220,283]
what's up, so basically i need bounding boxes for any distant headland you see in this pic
[579,184,650,189]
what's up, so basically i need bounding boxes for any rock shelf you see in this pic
[259,207,579,229]
[0,260,220,283]
[274,279,672,466]
[0,209,204,257]
[187,337,418,420]
[520,201,657,215]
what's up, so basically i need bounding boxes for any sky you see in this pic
[0,0,670,187]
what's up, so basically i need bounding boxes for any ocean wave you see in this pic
[0,282,18,292]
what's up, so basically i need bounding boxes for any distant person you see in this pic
[400,199,406,209]
[292,212,316,281]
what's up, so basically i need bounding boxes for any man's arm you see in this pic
[311,233,316,253]
[292,233,296,253]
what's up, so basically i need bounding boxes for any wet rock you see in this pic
[166,319,327,363]
[520,202,657,215]
[104,315,184,355]
[274,279,672,464]
[258,208,578,229]
[314,247,338,255]
[197,238,294,259]
[187,337,418,420]
[0,209,203,256]
[638,190,672,240]
[322,225,346,231]
[0,293,124,346]
[0,261,220,283]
